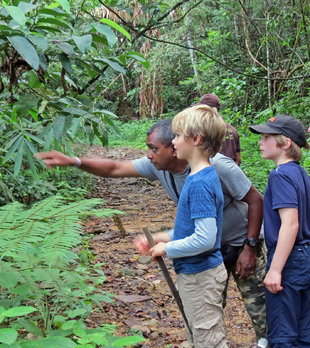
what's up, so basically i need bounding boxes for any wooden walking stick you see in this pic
[142,227,192,335]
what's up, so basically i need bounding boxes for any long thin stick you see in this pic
[142,227,192,335]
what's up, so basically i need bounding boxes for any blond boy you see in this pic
[135,105,228,348]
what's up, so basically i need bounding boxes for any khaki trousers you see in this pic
[177,263,228,348]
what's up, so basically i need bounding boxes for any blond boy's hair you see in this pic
[274,134,303,162]
[172,105,226,157]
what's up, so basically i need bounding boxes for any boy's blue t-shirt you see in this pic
[264,161,310,249]
[172,166,224,274]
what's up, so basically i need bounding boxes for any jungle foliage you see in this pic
[0,0,309,203]
[0,196,146,347]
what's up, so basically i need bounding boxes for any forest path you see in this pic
[85,145,256,347]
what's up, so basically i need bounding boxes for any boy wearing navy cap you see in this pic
[249,115,310,348]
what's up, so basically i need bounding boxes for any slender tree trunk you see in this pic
[265,10,272,107]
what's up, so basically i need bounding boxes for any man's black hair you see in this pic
[147,119,175,147]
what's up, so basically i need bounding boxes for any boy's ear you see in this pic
[193,134,203,146]
[282,137,292,150]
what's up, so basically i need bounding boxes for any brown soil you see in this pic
[84,146,257,347]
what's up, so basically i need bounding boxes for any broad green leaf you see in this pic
[34,25,62,34]
[0,273,17,289]
[126,51,150,69]
[38,52,48,70]
[58,53,73,74]
[101,58,126,74]
[27,35,48,51]
[38,8,69,17]
[100,18,131,40]
[28,71,41,89]
[15,94,39,118]
[18,2,38,14]
[4,6,26,27]
[37,18,72,30]
[90,33,108,46]
[56,42,74,56]
[64,107,87,116]
[13,139,24,176]
[7,36,39,70]
[61,320,76,330]
[55,0,71,14]
[0,328,18,345]
[0,24,15,34]
[75,58,99,77]
[90,23,116,46]
[111,336,146,346]
[53,115,66,140]
[2,306,37,318]
[72,34,92,54]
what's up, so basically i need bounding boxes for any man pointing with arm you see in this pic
[36,118,267,342]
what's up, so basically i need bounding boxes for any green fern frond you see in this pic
[0,196,123,260]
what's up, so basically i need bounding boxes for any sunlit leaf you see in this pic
[56,41,74,56]
[0,328,18,344]
[4,6,26,27]
[2,306,37,318]
[18,2,38,14]
[100,58,126,74]
[37,17,72,30]
[72,34,92,53]
[90,23,117,46]
[126,51,150,69]
[55,0,71,14]
[100,18,131,40]
[28,34,48,51]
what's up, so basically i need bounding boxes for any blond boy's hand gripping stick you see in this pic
[142,227,192,336]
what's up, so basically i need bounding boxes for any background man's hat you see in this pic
[193,94,221,110]
[249,114,308,148]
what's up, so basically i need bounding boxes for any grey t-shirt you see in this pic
[132,153,251,246]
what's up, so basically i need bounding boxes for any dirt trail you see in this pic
[85,146,256,347]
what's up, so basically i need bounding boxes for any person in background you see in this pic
[249,115,310,347]
[135,104,228,348]
[194,93,241,166]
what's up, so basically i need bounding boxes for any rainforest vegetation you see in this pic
[0,0,309,346]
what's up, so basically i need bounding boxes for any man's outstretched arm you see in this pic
[35,150,141,178]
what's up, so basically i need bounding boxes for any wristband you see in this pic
[73,156,81,168]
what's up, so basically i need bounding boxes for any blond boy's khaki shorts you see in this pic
[177,263,228,348]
